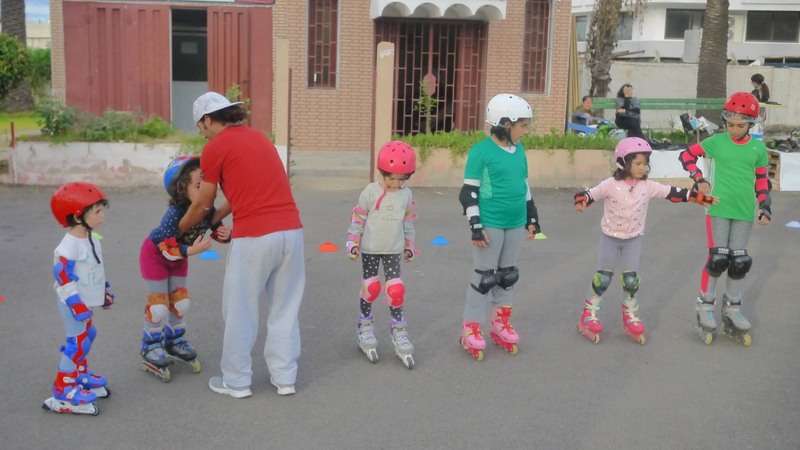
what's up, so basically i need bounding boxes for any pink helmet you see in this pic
[377,141,416,175]
[614,137,652,169]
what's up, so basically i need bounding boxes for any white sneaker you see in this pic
[208,376,252,399]
[270,378,296,396]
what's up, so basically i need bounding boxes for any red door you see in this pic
[64,2,170,119]
[207,6,273,132]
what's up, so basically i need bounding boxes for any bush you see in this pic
[180,134,206,155]
[139,116,173,139]
[27,48,51,94]
[80,111,139,141]
[396,130,616,161]
[30,102,181,142]
[0,33,30,99]
[225,83,251,116]
[37,97,77,136]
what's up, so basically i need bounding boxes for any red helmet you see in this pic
[51,182,107,227]
[377,141,416,175]
[723,92,760,119]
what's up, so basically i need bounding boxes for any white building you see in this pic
[573,0,800,63]
[0,21,51,49]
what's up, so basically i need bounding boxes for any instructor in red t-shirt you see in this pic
[181,92,305,399]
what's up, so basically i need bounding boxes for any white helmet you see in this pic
[485,94,533,127]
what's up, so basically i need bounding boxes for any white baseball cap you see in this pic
[193,92,243,123]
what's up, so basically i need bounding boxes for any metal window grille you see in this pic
[308,0,338,87]
[522,0,550,93]
[376,19,487,135]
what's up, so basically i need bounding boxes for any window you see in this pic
[665,9,704,39]
[576,15,588,42]
[172,10,207,82]
[616,13,633,41]
[522,0,551,93]
[308,0,338,88]
[746,11,800,42]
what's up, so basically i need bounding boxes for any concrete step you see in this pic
[0,147,9,184]
[288,150,371,190]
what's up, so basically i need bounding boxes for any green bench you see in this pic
[580,97,727,144]
[590,97,726,111]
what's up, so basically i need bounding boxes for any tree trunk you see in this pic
[586,0,622,98]
[0,0,34,111]
[696,0,729,124]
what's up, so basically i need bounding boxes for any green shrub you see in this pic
[225,83,251,117]
[396,130,616,161]
[37,97,77,136]
[180,133,206,154]
[521,131,616,151]
[139,116,173,139]
[0,33,29,99]
[648,129,690,143]
[27,48,50,94]
[80,111,139,141]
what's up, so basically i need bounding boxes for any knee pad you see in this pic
[592,270,613,296]
[471,269,497,295]
[386,278,405,308]
[621,271,640,296]
[145,292,170,324]
[727,250,752,280]
[62,327,92,369]
[496,266,519,290]
[169,288,191,318]
[362,277,381,302]
[171,299,191,318]
[706,247,731,277]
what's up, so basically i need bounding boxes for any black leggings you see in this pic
[362,254,401,280]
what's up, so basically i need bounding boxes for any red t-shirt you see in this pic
[200,125,302,238]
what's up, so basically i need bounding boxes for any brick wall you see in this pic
[273,0,375,152]
[485,0,572,134]
[275,0,572,151]
[50,0,66,102]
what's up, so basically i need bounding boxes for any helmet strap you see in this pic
[76,213,102,264]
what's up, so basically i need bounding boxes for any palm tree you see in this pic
[586,0,646,98]
[1,0,25,37]
[586,0,621,97]
[1,0,34,111]
[696,0,729,123]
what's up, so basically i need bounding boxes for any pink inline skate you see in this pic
[490,305,519,354]
[460,321,486,361]
[577,298,603,344]
[621,299,646,344]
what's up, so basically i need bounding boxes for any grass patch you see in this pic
[0,112,41,134]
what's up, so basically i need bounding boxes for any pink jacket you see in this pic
[588,178,671,239]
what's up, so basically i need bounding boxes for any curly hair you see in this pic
[206,104,247,125]
[169,158,201,207]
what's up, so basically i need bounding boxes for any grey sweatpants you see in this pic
[587,233,643,300]
[701,216,753,303]
[596,233,642,272]
[220,229,305,388]
[463,227,526,323]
